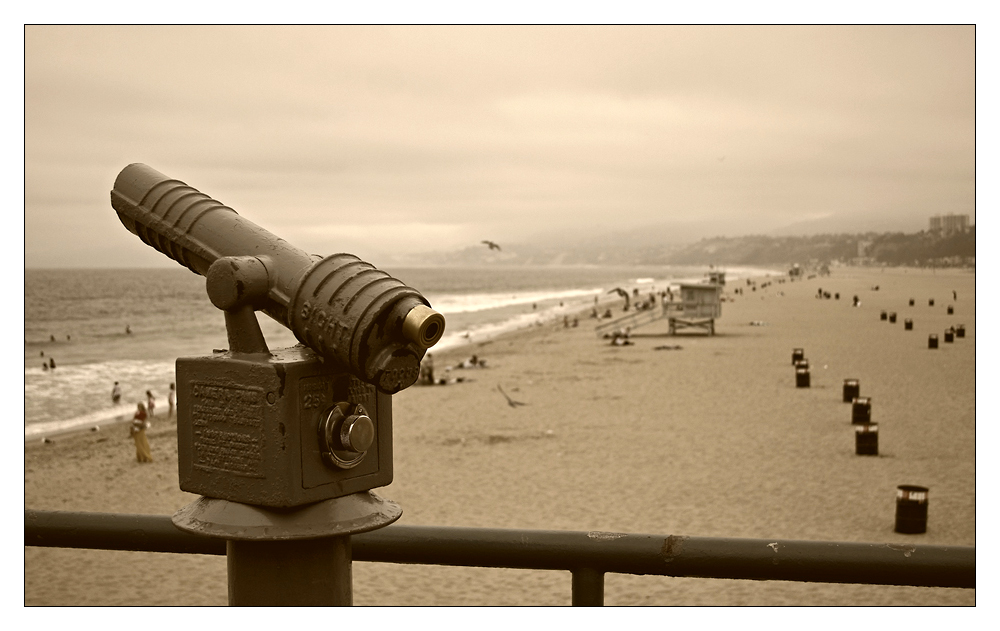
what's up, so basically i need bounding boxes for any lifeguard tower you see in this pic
[665,283,722,335]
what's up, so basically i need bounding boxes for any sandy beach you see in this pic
[24,266,975,606]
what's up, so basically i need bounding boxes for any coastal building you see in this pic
[929,214,970,235]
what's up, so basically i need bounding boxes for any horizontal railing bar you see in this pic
[25,509,225,556]
[25,510,974,589]
[352,525,974,588]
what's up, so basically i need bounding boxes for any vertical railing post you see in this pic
[173,492,400,607]
[571,568,605,606]
[227,536,352,606]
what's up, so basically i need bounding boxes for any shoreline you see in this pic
[24,413,149,445]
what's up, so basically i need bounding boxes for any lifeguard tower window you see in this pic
[707,271,726,286]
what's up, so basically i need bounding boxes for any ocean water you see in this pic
[24,264,777,440]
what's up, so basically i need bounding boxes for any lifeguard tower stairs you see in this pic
[596,283,722,338]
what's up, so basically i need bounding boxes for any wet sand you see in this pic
[24,266,975,606]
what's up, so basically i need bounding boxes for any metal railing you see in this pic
[25,510,975,606]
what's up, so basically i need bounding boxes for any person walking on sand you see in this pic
[168,383,176,418]
[420,354,435,385]
[146,390,156,417]
[129,402,153,463]
[112,382,122,404]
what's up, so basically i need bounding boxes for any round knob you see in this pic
[318,403,374,470]
[340,414,375,453]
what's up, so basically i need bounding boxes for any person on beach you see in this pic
[49,358,56,370]
[168,383,176,418]
[420,354,435,385]
[129,403,153,463]
[125,324,131,335]
[112,382,122,404]
[146,390,156,417]
[458,355,484,369]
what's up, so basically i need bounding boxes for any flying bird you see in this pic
[608,287,631,310]
[482,240,501,251]
[497,384,527,408]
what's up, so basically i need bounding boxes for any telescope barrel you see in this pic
[111,163,444,393]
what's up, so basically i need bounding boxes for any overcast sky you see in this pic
[24,25,975,268]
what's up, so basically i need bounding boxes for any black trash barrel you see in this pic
[944,328,954,343]
[956,324,965,338]
[909,298,915,306]
[928,334,938,349]
[855,423,878,456]
[835,293,840,300]
[904,319,913,330]
[947,305,954,315]
[895,485,929,534]
[795,368,810,388]
[792,348,804,365]
[929,298,935,306]
[880,310,887,321]
[851,397,871,424]
[843,379,860,403]
[889,312,897,323]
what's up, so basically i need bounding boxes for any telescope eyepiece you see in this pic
[402,304,446,349]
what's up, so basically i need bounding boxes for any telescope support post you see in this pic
[173,492,401,606]
[227,536,353,606]
[223,306,270,355]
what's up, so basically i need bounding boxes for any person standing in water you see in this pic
[112,382,122,404]
[129,403,153,463]
[167,383,176,418]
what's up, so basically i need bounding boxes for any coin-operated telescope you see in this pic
[112,164,443,507]
[112,164,445,604]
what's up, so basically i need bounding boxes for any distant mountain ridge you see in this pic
[408,228,975,268]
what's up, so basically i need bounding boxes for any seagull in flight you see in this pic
[608,287,631,310]
[482,240,502,251]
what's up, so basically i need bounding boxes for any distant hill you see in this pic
[413,228,974,268]
[664,229,975,267]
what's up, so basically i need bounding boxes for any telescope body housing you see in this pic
[111,163,443,393]
[175,346,392,507]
